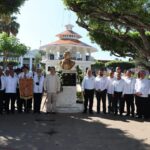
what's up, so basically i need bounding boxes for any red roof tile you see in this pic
[56,30,81,39]
[46,39,91,47]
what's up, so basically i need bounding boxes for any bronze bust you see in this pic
[60,51,75,70]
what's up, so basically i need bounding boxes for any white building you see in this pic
[19,49,39,71]
[40,24,97,72]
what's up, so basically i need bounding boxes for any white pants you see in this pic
[46,93,57,112]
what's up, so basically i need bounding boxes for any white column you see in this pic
[46,51,49,59]
[89,52,91,61]
[82,53,86,61]
[20,56,23,67]
[29,57,33,71]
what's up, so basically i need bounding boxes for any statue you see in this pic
[60,51,75,70]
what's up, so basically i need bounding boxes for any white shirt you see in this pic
[113,78,125,92]
[0,75,5,90]
[44,74,60,93]
[81,75,95,91]
[95,76,108,91]
[18,72,33,79]
[123,77,136,94]
[135,78,150,98]
[5,75,18,93]
[107,77,115,94]
[33,74,45,93]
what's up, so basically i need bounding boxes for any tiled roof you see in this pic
[44,39,92,47]
[56,30,81,39]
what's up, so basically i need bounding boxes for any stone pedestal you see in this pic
[56,70,84,113]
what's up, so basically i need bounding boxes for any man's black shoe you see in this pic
[89,111,93,114]
[46,112,51,114]
[51,112,56,114]
[82,110,87,114]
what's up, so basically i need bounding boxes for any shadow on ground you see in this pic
[90,111,150,123]
[0,113,149,150]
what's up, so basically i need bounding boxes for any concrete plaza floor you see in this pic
[0,97,150,150]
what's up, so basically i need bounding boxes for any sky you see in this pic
[16,0,126,60]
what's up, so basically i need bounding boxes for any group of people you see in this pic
[0,64,150,119]
[0,65,60,115]
[82,67,150,119]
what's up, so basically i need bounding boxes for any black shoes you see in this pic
[82,110,87,114]
[46,112,51,114]
[46,112,56,114]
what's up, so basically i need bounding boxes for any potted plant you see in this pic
[76,91,84,103]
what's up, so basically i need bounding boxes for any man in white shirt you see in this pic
[123,70,136,117]
[0,68,5,114]
[5,69,18,114]
[113,73,125,115]
[95,69,108,114]
[44,66,60,114]
[81,69,95,114]
[107,70,115,114]
[135,71,141,116]
[135,70,150,119]
[33,68,44,114]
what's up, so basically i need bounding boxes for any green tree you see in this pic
[63,0,150,70]
[91,61,105,70]
[105,60,135,71]
[0,0,26,15]
[34,53,42,69]
[0,32,29,68]
[76,65,83,83]
[0,15,20,36]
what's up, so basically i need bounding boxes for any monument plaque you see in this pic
[62,72,76,86]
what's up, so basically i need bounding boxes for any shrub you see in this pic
[105,61,135,72]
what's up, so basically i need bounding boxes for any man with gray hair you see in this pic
[44,67,60,114]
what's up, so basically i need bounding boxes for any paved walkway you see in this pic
[0,97,150,150]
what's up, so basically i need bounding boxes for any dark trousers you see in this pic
[137,96,149,118]
[135,95,140,116]
[3,90,6,112]
[83,89,94,113]
[96,90,106,113]
[18,98,32,113]
[107,93,114,113]
[34,93,43,113]
[113,92,124,115]
[124,94,134,115]
[17,88,22,113]
[0,90,4,113]
[28,98,32,111]
[23,98,32,113]
[148,95,150,118]
[5,93,16,113]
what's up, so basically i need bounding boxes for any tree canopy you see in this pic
[63,0,150,70]
[0,0,26,15]
[0,32,29,68]
[0,15,20,36]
